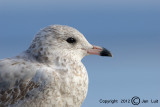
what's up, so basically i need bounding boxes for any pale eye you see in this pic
[66,37,76,44]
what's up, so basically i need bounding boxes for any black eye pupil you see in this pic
[66,37,76,43]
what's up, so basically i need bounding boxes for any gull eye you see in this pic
[66,37,76,43]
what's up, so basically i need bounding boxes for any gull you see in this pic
[0,25,112,107]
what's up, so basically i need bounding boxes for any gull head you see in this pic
[27,25,112,62]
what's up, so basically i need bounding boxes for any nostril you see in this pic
[93,45,103,50]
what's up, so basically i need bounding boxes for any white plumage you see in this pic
[0,25,112,107]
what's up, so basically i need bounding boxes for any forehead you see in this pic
[53,25,82,36]
[35,25,86,42]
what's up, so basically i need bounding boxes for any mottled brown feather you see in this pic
[0,81,40,106]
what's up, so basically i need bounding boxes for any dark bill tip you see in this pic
[100,48,112,57]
